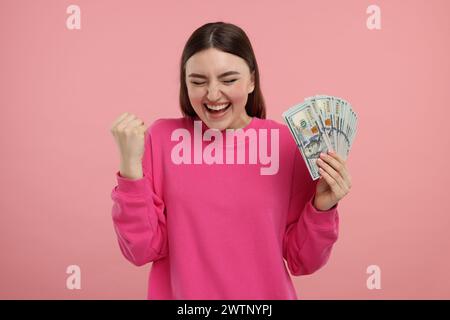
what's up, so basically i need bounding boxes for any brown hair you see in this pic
[179,22,266,119]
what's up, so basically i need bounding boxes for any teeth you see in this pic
[205,103,230,111]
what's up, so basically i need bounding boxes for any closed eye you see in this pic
[191,79,238,85]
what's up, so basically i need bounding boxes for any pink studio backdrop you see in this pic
[1,0,449,299]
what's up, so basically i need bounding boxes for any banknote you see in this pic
[282,95,357,180]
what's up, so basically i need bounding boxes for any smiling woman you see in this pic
[110,21,340,300]
[188,70,240,118]
[179,23,266,131]
[183,48,257,130]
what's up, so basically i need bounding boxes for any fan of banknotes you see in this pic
[282,94,358,180]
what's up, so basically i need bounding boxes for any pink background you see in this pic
[1,0,449,299]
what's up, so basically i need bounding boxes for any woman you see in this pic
[110,21,351,299]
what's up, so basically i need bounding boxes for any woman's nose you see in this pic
[206,84,222,101]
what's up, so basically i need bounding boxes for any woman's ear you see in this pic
[248,71,255,94]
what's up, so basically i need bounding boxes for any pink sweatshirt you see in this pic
[110,116,339,299]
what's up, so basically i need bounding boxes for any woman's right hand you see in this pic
[110,112,150,179]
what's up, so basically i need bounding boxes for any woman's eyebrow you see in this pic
[188,71,241,79]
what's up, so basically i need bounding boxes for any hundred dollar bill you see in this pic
[310,95,336,152]
[284,94,358,179]
[338,98,354,160]
[282,101,329,180]
[332,97,344,158]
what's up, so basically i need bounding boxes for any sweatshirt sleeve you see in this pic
[110,124,168,266]
[282,149,340,276]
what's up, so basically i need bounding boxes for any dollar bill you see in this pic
[282,101,329,180]
[283,94,358,180]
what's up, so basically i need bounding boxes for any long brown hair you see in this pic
[179,22,266,119]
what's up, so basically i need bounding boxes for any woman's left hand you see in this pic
[313,150,352,211]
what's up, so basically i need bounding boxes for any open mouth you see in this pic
[203,103,232,114]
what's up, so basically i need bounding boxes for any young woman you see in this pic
[110,22,351,299]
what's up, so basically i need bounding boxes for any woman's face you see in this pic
[185,48,255,131]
